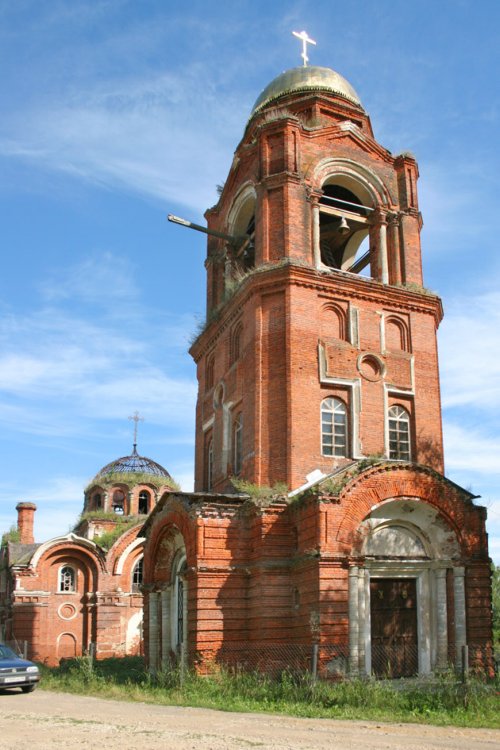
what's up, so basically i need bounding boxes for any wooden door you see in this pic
[370,578,418,678]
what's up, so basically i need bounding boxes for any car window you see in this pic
[0,645,18,659]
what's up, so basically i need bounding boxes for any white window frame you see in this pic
[131,557,143,592]
[58,565,76,593]
[388,404,411,460]
[321,397,348,457]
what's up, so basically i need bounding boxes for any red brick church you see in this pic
[0,442,176,665]
[142,62,493,677]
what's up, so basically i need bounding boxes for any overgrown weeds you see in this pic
[1,525,20,547]
[39,657,500,728]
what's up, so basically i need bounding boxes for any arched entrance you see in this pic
[147,527,187,672]
[349,498,463,677]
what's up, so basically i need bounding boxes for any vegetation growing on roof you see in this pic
[292,456,385,502]
[92,521,140,551]
[395,281,437,297]
[85,472,179,492]
[230,477,288,500]
[77,511,143,523]
[1,525,20,547]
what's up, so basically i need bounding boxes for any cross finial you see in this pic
[292,30,316,67]
[128,411,144,452]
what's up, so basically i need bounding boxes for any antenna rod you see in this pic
[168,214,244,246]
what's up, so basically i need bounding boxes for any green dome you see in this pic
[250,66,362,118]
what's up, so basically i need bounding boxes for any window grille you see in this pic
[59,565,76,593]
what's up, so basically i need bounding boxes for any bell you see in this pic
[338,215,350,235]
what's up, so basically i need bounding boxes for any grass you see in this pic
[38,657,500,729]
[84,472,180,491]
[230,477,289,499]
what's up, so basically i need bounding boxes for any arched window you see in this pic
[388,405,411,460]
[233,413,243,475]
[206,436,214,491]
[320,303,347,341]
[138,490,150,515]
[172,554,187,651]
[112,490,125,515]
[230,323,243,365]
[59,565,76,593]
[93,493,102,510]
[131,558,143,592]
[205,354,215,391]
[321,397,348,457]
[385,316,410,352]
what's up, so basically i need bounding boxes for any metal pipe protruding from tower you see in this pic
[167,214,244,247]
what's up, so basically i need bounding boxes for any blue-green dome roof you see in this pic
[95,446,171,480]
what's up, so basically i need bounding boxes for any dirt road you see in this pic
[0,689,499,750]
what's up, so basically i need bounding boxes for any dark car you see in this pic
[0,644,40,693]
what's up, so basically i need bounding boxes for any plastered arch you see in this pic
[227,182,257,236]
[357,498,461,561]
[334,464,481,556]
[113,534,145,575]
[313,157,393,208]
[143,497,196,583]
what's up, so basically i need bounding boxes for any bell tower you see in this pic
[189,64,444,493]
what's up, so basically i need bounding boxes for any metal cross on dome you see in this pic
[128,410,144,450]
[292,30,316,67]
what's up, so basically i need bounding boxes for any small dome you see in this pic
[95,446,172,481]
[250,66,362,118]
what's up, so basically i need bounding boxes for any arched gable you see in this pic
[334,463,486,558]
[106,523,144,574]
[30,533,106,573]
[30,535,105,595]
[143,495,197,584]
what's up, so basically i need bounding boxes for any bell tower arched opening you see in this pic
[319,180,372,275]
[228,187,256,275]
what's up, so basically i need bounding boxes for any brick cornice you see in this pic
[191,260,444,358]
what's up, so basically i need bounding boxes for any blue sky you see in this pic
[1,0,499,563]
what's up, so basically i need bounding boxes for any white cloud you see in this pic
[0,67,244,213]
[0,255,197,439]
[443,422,500,478]
[439,290,500,410]
[0,475,84,543]
[40,251,139,304]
